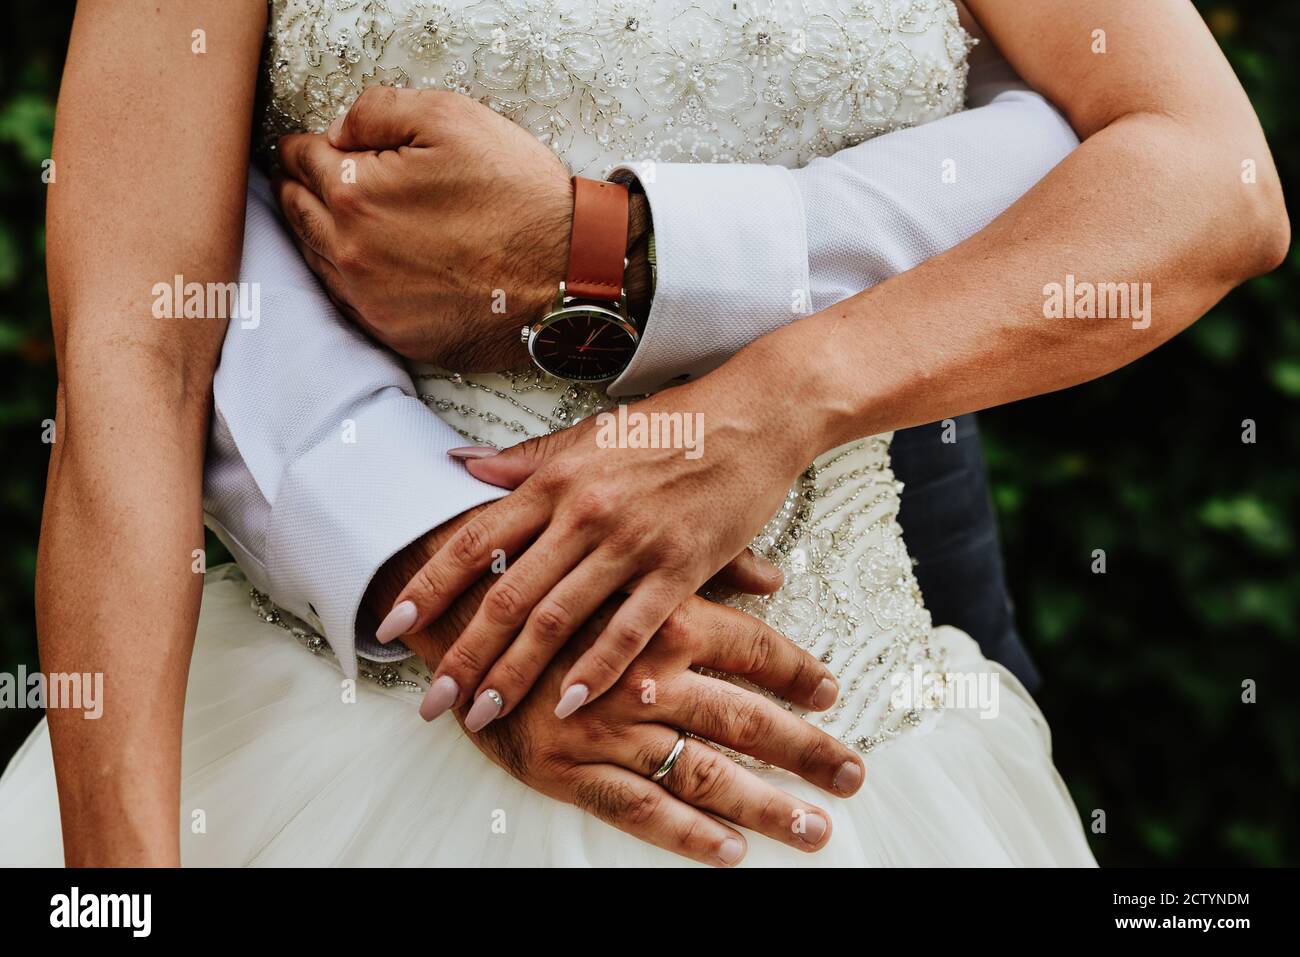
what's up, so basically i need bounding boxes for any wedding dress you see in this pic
[0,0,1095,866]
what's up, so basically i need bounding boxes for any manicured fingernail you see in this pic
[448,446,499,460]
[717,838,745,866]
[833,760,864,795]
[465,689,503,732]
[419,675,459,722]
[554,683,589,719]
[376,600,417,643]
[326,116,344,143]
[797,811,829,846]
[812,677,839,711]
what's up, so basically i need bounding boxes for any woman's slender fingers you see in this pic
[669,673,866,797]
[691,603,840,712]
[559,572,689,711]
[620,728,833,853]
[433,527,595,727]
[562,764,747,868]
[708,548,785,595]
[475,548,637,724]
[378,493,550,642]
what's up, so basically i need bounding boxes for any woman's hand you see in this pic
[374,502,861,867]
[378,371,820,728]
[445,591,864,866]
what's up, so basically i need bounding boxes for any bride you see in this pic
[1,0,1285,866]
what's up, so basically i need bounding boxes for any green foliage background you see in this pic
[0,2,1295,866]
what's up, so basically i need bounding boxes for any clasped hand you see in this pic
[274,85,573,370]
[385,373,824,730]
[277,84,839,783]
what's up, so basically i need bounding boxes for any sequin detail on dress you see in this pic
[259,0,974,754]
[261,0,973,175]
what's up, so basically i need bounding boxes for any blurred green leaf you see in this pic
[1269,358,1300,396]
[0,92,55,166]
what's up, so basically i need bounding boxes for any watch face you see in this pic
[529,307,638,382]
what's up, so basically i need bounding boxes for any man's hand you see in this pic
[273,86,649,371]
[365,507,861,867]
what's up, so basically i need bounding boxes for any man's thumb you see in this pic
[327,86,423,151]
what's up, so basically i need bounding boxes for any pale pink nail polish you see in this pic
[376,600,417,644]
[833,760,864,795]
[465,689,503,732]
[419,675,459,722]
[812,677,839,711]
[554,684,589,719]
[326,116,344,143]
[717,838,745,866]
[448,446,499,460]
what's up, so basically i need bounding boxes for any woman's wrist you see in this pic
[58,787,180,867]
[716,316,859,465]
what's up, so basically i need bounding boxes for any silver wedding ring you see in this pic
[650,732,687,783]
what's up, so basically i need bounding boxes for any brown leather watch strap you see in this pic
[565,177,629,302]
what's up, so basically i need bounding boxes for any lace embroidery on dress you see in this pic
[260,0,974,175]
[256,0,973,755]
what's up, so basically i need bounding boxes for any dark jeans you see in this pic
[890,413,1040,694]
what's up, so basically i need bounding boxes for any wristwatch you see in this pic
[520,177,640,382]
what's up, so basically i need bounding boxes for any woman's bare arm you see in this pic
[377,0,1288,716]
[41,0,265,865]
[764,0,1289,450]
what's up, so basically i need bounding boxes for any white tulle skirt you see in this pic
[0,568,1095,866]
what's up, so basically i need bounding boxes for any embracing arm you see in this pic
[207,170,775,669]
[40,0,265,865]
[275,12,1079,391]
[207,183,847,868]
[203,170,508,675]
[609,15,1082,393]
[379,0,1287,721]
[756,0,1289,451]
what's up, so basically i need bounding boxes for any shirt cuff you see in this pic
[262,390,505,679]
[607,162,810,396]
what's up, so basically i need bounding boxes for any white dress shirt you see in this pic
[203,45,1078,675]
[609,44,1078,395]
[204,173,507,677]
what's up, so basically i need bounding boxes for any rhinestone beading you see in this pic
[260,0,973,175]
[255,0,973,755]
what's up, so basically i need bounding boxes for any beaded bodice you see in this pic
[260,0,972,754]
[262,0,972,173]
[417,371,948,756]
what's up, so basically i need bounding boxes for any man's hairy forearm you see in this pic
[624,193,653,323]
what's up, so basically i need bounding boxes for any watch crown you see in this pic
[520,325,531,343]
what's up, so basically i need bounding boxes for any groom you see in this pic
[204,44,1076,798]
